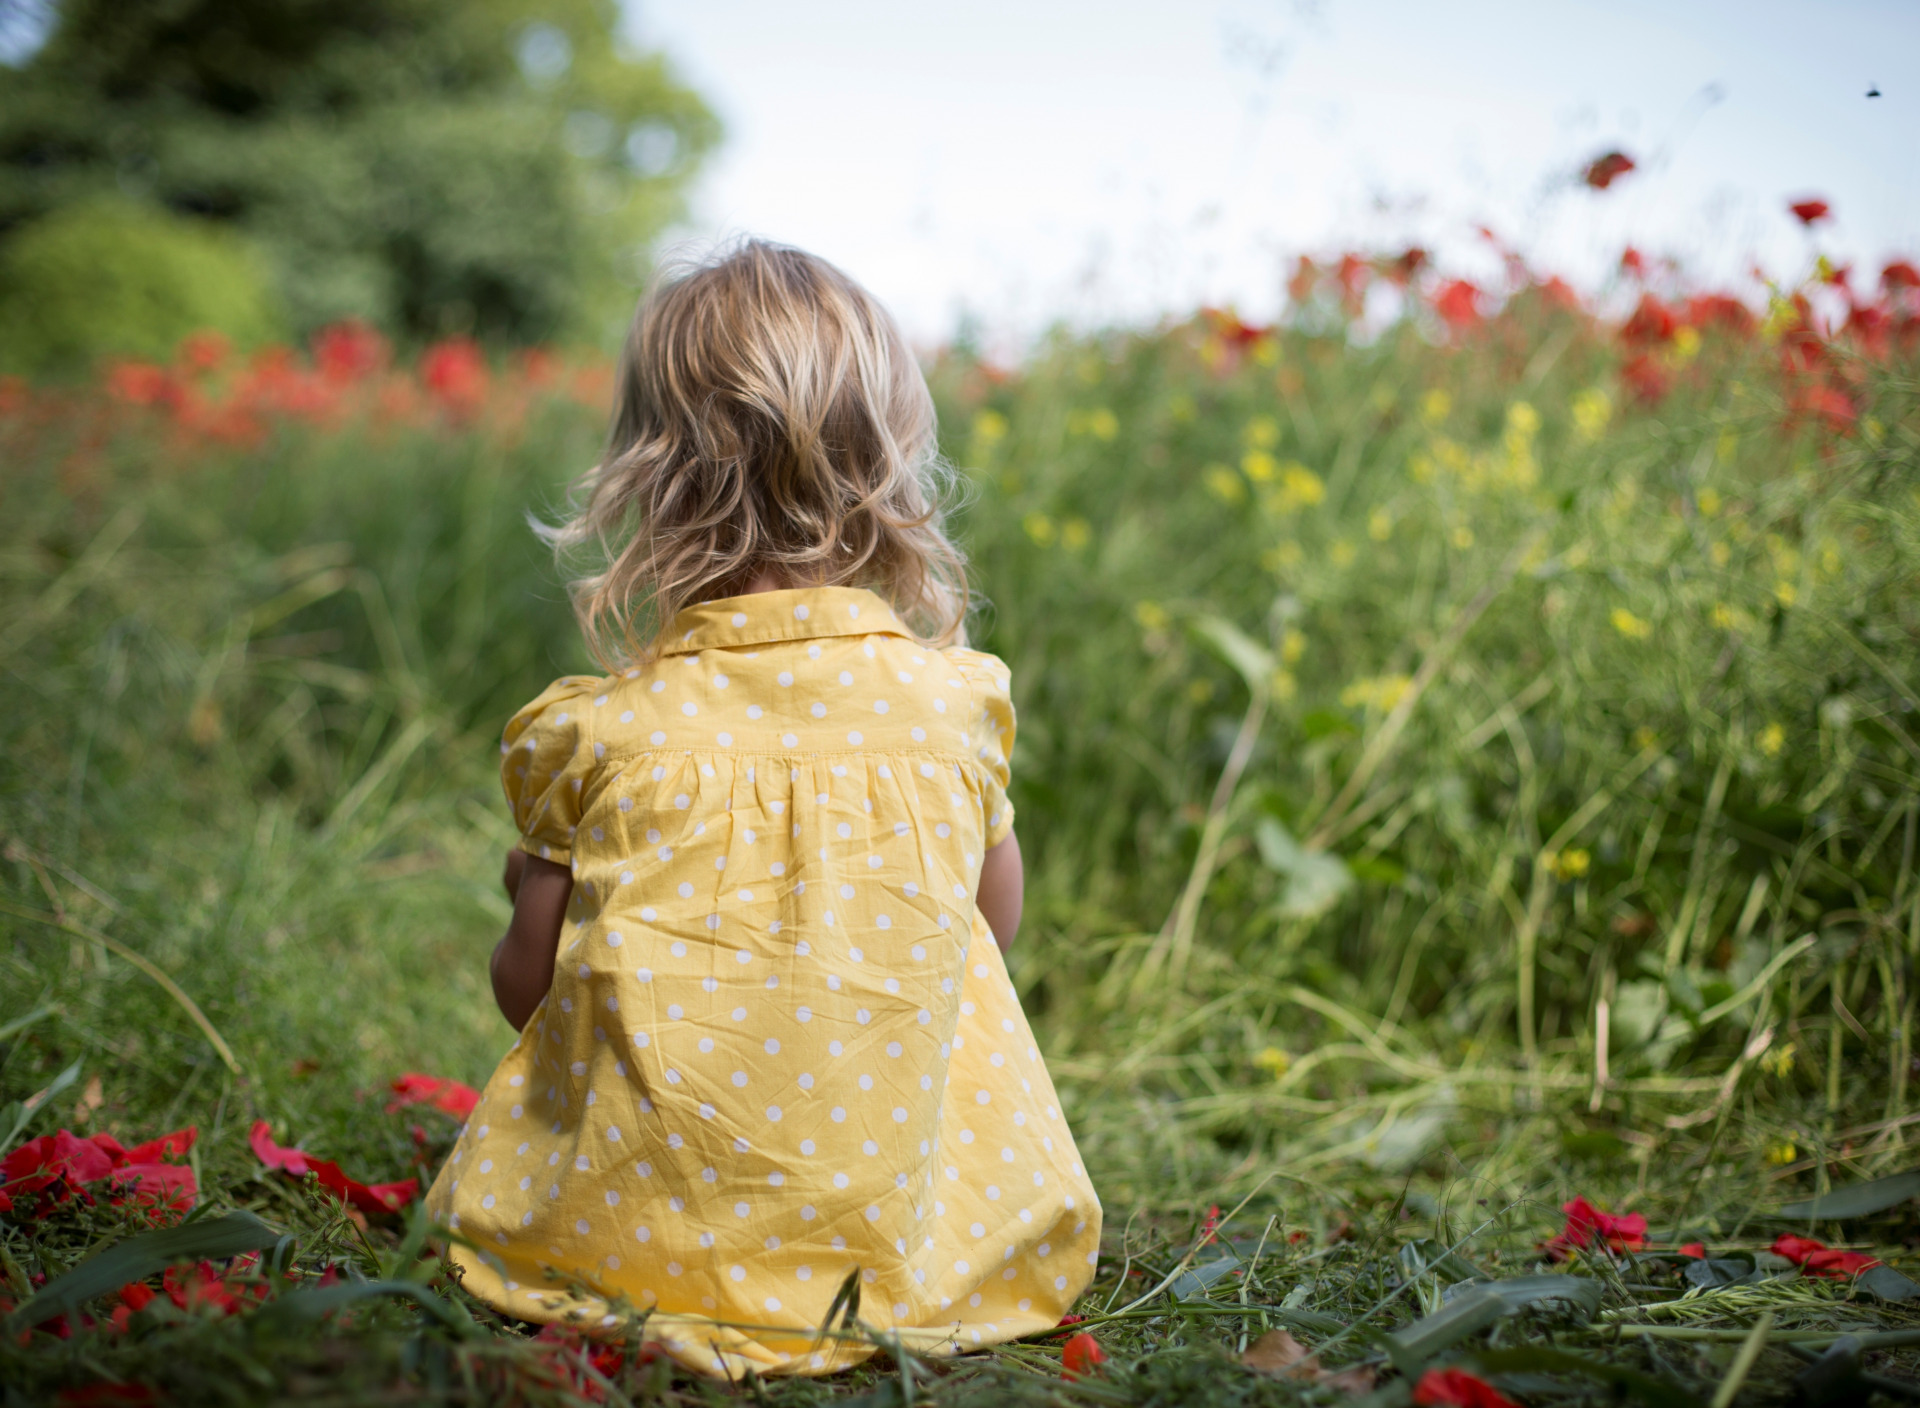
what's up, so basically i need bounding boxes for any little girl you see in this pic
[426,241,1101,1377]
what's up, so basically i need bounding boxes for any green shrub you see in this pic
[0,198,282,375]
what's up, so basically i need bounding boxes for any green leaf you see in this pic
[248,1279,471,1335]
[6,1210,282,1330]
[1256,819,1354,919]
[1383,1276,1601,1374]
[1560,1130,1629,1162]
[1474,1346,1705,1408]
[1301,709,1360,740]
[1857,1265,1920,1303]
[1778,1170,1920,1220]
[1188,615,1274,693]
[1,1059,82,1155]
[1169,1254,1239,1299]
[1397,1239,1487,1285]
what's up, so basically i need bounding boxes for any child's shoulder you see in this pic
[502,672,617,746]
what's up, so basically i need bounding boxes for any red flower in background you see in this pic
[422,338,488,418]
[1432,280,1482,330]
[1772,1233,1879,1278]
[1384,247,1429,286]
[1885,260,1920,292]
[1061,1332,1107,1379]
[1619,247,1646,277]
[1621,294,1678,346]
[175,330,230,375]
[1677,1242,1706,1259]
[1583,151,1637,190]
[1541,1196,1647,1259]
[313,320,390,384]
[1789,198,1831,226]
[249,1120,417,1217]
[1335,253,1371,312]
[1414,1367,1520,1408]
[1288,256,1319,305]
[1681,294,1757,338]
[386,1072,480,1119]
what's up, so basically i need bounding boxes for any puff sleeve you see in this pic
[948,648,1017,849]
[500,676,600,866]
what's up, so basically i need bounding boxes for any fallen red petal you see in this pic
[1414,1366,1522,1408]
[1061,1331,1107,1380]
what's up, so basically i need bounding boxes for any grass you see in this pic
[2,268,1918,1404]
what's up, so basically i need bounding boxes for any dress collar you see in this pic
[658,587,909,655]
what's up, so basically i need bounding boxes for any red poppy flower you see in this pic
[1432,280,1482,330]
[1884,260,1920,291]
[1288,256,1319,305]
[1789,199,1831,226]
[175,330,231,375]
[1680,294,1756,337]
[1542,1196,1648,1259]
[1677,1242,1706,1259]
[1620,247,1646,277]
[1621,294,1677,346]
[1198,1203,1222,1247]
[1619,353,1670,405]
[1384,247,1428,285]
[534,1324,626,1402]
[386,1073,481,1119]
[54,1386,158,1407]
[1335,253,1370,311]
[422,338,489,419]
[1061,1332,1107,1379]
[1,1127,197,1218]
[1772,1233,1879,1277]
[1583,151,1637,190]
[312,320,390,384]
[164,1261,243,1315]
[1057,1313,1086,1326]
[249,1121,418,1217]
[1414,1367,1520,1408]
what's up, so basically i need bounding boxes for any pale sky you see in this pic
[628,0,1919,347]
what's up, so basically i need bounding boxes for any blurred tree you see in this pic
[0,0,718,356]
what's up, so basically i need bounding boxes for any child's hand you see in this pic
[492,854,572,1030]
[503,847,527,902]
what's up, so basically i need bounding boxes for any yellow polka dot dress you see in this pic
[426,587,1101,1377]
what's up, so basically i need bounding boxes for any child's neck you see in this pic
[740,568,791,595]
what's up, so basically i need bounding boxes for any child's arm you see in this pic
[491,852,572,1029]
[976,830,1023,953]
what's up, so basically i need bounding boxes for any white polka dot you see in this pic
[731,612,747,627]
[650,731,666,745]
[681,702,697,716]
[794,604,810,620]
[874,700,889,714]
[848,731,863,745]
[811,703,827,718]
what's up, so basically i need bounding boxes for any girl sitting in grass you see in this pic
[426,240,1101,1377]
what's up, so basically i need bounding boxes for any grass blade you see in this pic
[1778,1169,1920,1220]
[5,1210,281,1330]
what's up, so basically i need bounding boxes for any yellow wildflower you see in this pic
[1254,1047,1292,1078]
[1330,539,1356,567]
[1279,464,1326,509]
[1711,603,1735,629]
[1341,674,1413,713]
[1758,722,1785,757]
[1774,580,1797,609]
[1764,1140,1798,1166]
[1368,508,1393,542]
[1611,608,1652,640]
[1864,415,1885,444]
[1408,451,1435,484]
[1261,542,1303,572]
[1251,336,1280,367]
[1710,542,1731,567]
[1420,388,1451,423]
[1696,486,1722,517]
[1204,465,1247,504]
[1269,670,1298,702]
[1716,427,1738,463]
[1505,401,1540,437]
[1451,525,1475,549]
[1632,726,1659,751]
[1061,517,1092,550]
[1087,407,1119,440]
[1571,388,1612,440]
[1672,325,1702,363]
[1280,629,1306,665]
[1761,1043,1796,1078]
[971,409,1008,445]
[1243,415,1280,448]
[1242,450,1278,482]
[1133,600,1171,632]
[1023,512,1057,546]
[1548,847,1591,881]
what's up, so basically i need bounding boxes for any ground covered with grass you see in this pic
[3,255,1919,1404]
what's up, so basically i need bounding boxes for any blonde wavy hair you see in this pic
[548,239,968,665]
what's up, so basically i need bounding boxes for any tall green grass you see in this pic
[2,295,1917,1400]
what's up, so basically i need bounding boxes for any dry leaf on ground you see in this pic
[1241,1329,1377,1394]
